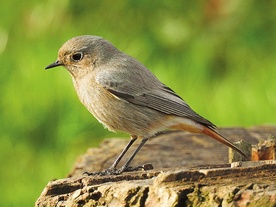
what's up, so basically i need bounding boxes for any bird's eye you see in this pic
[71,52,83,62]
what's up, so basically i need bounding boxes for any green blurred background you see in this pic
[0,0,275,206]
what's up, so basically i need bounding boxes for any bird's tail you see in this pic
[171,122,249,160]
[202,126,248,159]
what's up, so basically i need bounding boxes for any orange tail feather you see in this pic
[171,123,248,159]
[202,126,248,159]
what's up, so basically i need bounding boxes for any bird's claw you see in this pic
[83,163,154,176]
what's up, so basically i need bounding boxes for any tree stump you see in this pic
[35,126,276,207]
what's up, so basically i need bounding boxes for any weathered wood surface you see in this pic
[35,126,276,207]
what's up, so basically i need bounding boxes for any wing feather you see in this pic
[96,66,215,129]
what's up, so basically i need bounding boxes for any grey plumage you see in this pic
[45,35,248,175]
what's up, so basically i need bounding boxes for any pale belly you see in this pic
[74,80,167,137]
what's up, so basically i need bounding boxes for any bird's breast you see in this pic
[71,76,169,136]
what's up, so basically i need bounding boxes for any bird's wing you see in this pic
[96,68,215,128]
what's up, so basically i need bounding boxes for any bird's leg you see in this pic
[83,135,137,176]
[117,137,149,174]
[83,135,156,176]
[108,135,138,171]
[117,132,168,173]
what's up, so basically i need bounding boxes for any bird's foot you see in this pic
[83,168,121,176]
[83,163,154,176]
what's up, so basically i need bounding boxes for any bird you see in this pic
[45,35,248,175]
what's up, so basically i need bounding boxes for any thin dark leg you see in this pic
[109,135,138,169]
[83,135,138,176]
[119,137,149,172]
[119,132,168,172]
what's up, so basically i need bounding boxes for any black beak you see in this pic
[45,60,63,70]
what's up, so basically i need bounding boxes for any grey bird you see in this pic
[45,35,248,175]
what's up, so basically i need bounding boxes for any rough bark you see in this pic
[35,126,276,207]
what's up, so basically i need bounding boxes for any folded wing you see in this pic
[96,67,215,129]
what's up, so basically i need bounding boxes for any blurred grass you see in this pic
[0,0,275,206]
